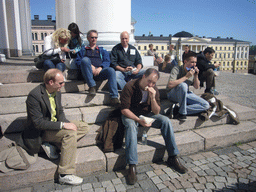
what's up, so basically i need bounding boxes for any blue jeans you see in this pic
[43,59,66,72]
[80,57,118,98]
[167,82,210,115]
[116,69,145,90]
[122,113,179,165]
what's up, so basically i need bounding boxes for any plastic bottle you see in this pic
[142,131,147,145]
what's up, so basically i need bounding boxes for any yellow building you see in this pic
[135,31,250,72]
[31,15,56,55]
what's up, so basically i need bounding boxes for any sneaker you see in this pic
[109,98,120,106]
[41,142,59,160]
[88,86,96,95]
[59,174,83,185]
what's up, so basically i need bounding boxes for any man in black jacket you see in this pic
[110,31,145,90]
[19,69,87,185]
[197,47,221,94]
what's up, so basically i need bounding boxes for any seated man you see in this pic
[19,69,88,185]
[197,47,221,94]
[120,68,187,185]
[166,52,210,121]
[111,31,145,90]
[76,30,119,106]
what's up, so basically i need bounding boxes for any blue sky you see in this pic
[30,0,256,45]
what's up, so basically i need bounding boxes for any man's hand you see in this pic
[194,66,199,75]
[124,66,133,72]
[214,62,221,68]
[60,47,70,52]
[147,86,156,100]
[132,68,139,75]
[61,59,65,63]
[185,69,195,78]
[94,67,102,76]
[138,119,152,127]
[63,122,77,131]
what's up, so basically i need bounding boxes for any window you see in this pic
[42,45,44,52]
[156,46,158,50]
[33,45,35,52]
[41,33,44,40]
[138,46,141,50]
[32,33,34,40]
[241,62,243,66]
[237,53,239,58]
[220,47,222,50]
[44,33,47,37]
[229,47,231,50]
[227,62,230,66]
[162,46,164,50]
[144,46,147,50]
[236,62,239,66]
[35,33,38,40]
[215,54,217,58]
[224,53,226,59]
[224,47,226,50]
[215,47,218,51]
[223,62,225,66]
[245,61,247,66]
[36,45,38,52]
[219,53,222,58]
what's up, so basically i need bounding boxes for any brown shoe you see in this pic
[127,164,137,185]
[88,86,96,95]
[109,98,120,106]
[167,156,187,174]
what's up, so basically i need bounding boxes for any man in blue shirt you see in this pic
[76,30,119,106]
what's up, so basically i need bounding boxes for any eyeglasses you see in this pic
[90,37,98,39]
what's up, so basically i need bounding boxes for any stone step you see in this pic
[1,120,256,191]
[1,96,255,136]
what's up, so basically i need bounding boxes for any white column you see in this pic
[56,0,132,51]
[0,0,10,58]
[56,0,76,29]
[19,0,33,55]
[5,0,22,56]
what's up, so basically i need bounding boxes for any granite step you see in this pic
[1,119,256,191]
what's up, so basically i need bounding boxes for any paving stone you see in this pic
[213,166,223,173]
[160,188,172,192]
[222,159,232,165]
[214,161,226,167]
[204,169,216,176]
[185,188,197,192]
[138,178,159,191]
[174,190,185,192]
[137,173,148,181]
[106,186,116,192]
[226,177,237,184]
[214,176,226,183]
[154,169,165,176]
[193,182,205,190]
[196,177,207,184]
[112,178,122,185]
[97,172,117,182]
[114,183,126,192]
[247,149,256,153]
[92,182,103,188]
[196,170,207,177]
[181,156,194,163]
[63,188,72,192]
[201,151,218,158]
[151,176,162,184]
[248,174,256,181]
[237,161,249,168]
[233,151,243,157]
[199,159,209,164]
[199,165,210,170]
[167,172,179,179]
[214,182,226,189]
[205,176,215,183]
[185,162,195,168]
[156,183,167,190]
[205,183,215,189]
[238,177,249,184]
[217,171,228,177]
[221,166,233,172]
[82,183,93,190]
[180,181,193,188]
[237,144,252,150]
[191,166,201,172]
[170,178,183,189]
[159,174,171,182]
[94,188,105,192]
[146,171,156,178]
[193,160,203,166]
[102,180,114,188]
[206,157,216,163]
[227,172,237,178]
[188,177,197,183]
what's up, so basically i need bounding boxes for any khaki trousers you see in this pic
[43,125,88,175]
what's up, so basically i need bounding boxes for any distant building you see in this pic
[31,15,56,55]
[135,31,250,72]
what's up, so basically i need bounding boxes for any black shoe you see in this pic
[172,104,179,118]
[174,113,187,121]
[109,98,120,106]
[167,156,188,174]
[127,164,137,185]
[88,86,96,95]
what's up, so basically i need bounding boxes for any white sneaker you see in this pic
[59,174,83,185]
[41,142,59,160]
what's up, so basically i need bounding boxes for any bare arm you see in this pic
[147,87,160,114]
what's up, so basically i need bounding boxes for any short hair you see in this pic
[203,47,215,55]
[87,29,98,39]
[183,51,197,61]
[144,68,160,80]
[52,28,71,48]
[43,69,62,84]
[164,54,171,62]
[149,44,153,47]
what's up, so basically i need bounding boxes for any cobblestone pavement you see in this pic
[9,141,256,192]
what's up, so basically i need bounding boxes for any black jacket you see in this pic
[197,52,215,80]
